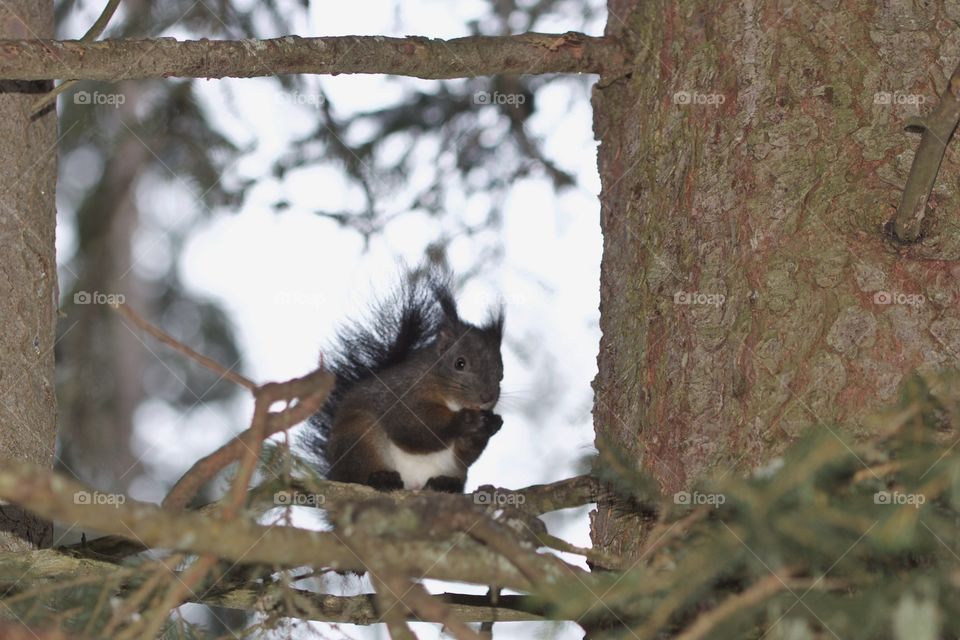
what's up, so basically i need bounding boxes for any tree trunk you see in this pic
[592,0,960,560]
[0,1,57,551]
[58,81,149,492]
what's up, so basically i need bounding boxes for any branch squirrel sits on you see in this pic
[305,268,504,493]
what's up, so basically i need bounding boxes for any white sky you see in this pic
[58,2,605,638]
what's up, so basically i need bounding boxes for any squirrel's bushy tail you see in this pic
[302,266,456,475]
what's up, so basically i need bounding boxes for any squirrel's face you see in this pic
[434,321,504,410]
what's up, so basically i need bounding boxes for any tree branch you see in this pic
[892,58,960,242]
[302,475,599,515]
[161,367,333,511]
[0,549,549,624]
[382,576,484,640]
[0,459,572,590]
[210,588,547,624]
[30,0,123,113]
[115,304,256,391]
[64,474,603,563]
[0,32,624,81]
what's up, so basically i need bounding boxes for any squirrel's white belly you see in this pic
[383,442,459,490]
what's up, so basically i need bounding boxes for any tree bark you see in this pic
[592,0,960,561]
[0,33,623,81]
[0,1,56,551]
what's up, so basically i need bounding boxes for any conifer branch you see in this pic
[0,33,624,82]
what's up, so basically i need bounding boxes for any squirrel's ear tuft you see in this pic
[434,285,460,324]
[486,307,505,342]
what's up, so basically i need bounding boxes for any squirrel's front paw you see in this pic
[451,411,502,466]
[456,409,503,438]
[479,410,503,436]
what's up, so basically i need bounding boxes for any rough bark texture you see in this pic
[0,1,56,551]
[592,0,960,561]
[0,33,624,81]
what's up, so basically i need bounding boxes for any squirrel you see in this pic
[304,268,505,493]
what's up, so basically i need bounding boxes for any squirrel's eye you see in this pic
[455,357,467,370]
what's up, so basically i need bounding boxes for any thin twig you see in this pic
[126,555,218,640]
[892,59,960,242]
[452,514,550,585]
[480,586,499,636]
[387,577,485,640]
[638,507,709,561]
[852,460,903,483]
[115,303,256,391]
[0,549,549,624]
[533,530,623,568]
[161,367,333,511]
[103,553,184,636]
[82,0,125,40]
[369,573,417,640]
[115,303,332,515]
[31,0,124,114]
[672,575,836,640]
[221,394,270,519]
[195,586,547,623]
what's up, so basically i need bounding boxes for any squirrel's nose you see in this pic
[479,393,499,409]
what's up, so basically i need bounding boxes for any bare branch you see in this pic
[206,587,545,624]
[115,304,256,391]
[0,459,553,589]
[671,573,795,640]
[221,392,270,519]
[498,475,600,513]
[81,0,123,41]
[30,0,124,112]
[369,573,417,640]
[0,622,73,639]
[65,474,602,563]
[299,475,599,516]
[125,555,218,640]
[892,58,960,242]
[162,367,334,511]
[0,33,624,82]
[0,549,548,624]
[388,579,485,640]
